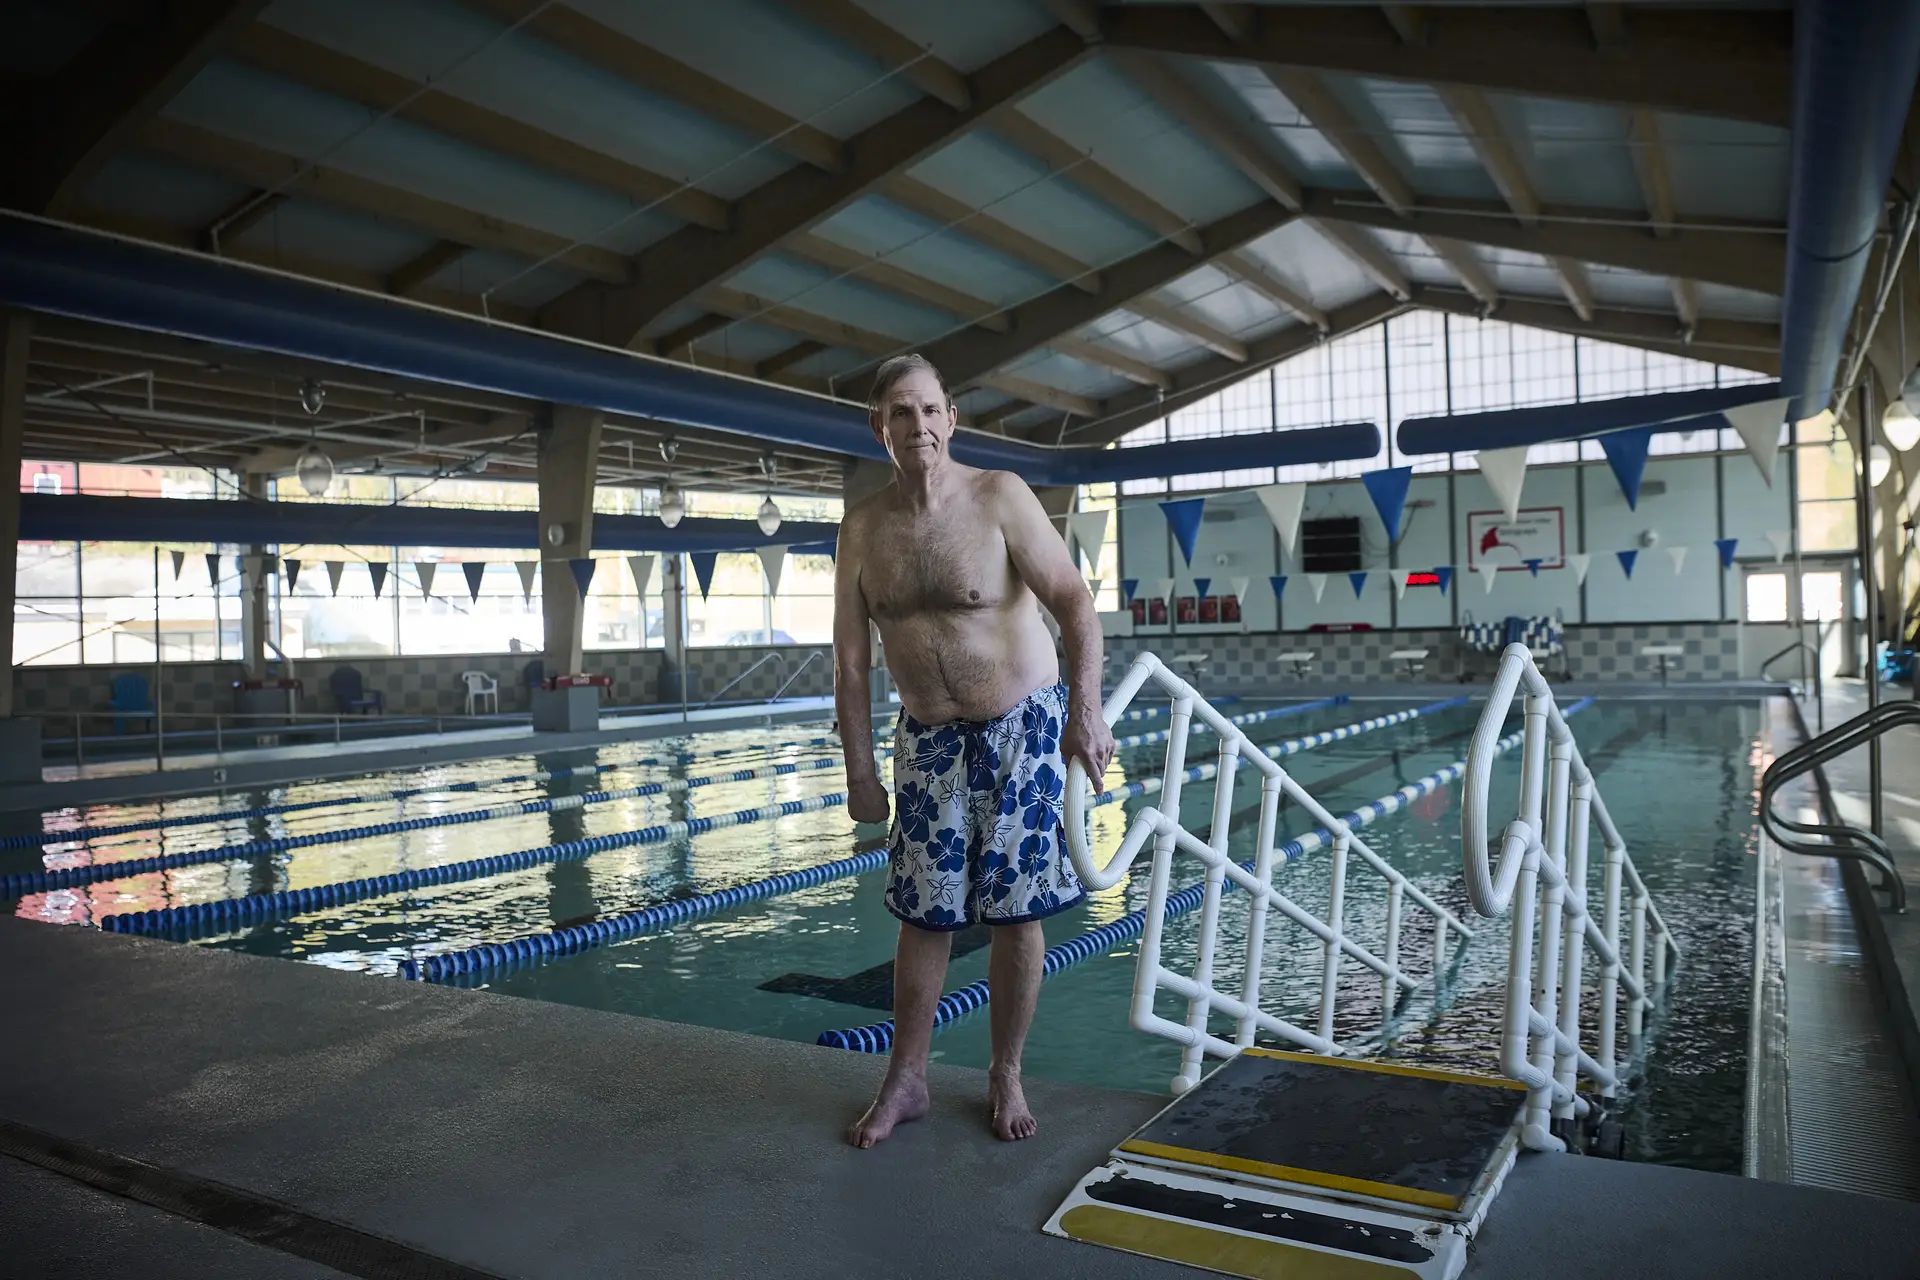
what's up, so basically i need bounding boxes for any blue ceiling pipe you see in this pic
[1778,0,1920,416]
[1395,383,1784,455]
[0,215,1377,485]
[18,493,840,554]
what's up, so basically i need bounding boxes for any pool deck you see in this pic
[7,915,1920,1278]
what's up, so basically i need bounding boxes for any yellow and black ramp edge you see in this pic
[1044,1160,1465,1280]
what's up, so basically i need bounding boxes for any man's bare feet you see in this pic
[848,1071,929,1148]
[988,1068,1037,1141]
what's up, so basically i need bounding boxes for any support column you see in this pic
[240,472,270,680]
[533,406,603,731]
[658,552,694,705]
[0,312,37,782]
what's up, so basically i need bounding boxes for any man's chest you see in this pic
[861,513,1011,618]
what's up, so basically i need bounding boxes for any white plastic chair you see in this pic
[461,670,499,715]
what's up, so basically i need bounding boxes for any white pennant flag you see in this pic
[1766,529,1792,563]
[1389,568,1412,599]
[1476,445,1531,523]
[1665,545,1688,575]
[1067,511,1109,577]
[1477,564,1501,594]
[415,562,437,598]
[325,561,346,597]
[1307,572,1327,602]
[515,560,539,600]
[627,554,655,598]
[1567,552,1592,585]
[1722,397,1791,485]
[1255,483,1308,562]
[757,544,787,596]
[1228,576,1249,603]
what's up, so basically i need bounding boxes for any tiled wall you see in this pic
[10,644,834,722]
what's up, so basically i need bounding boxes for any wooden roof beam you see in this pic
[1112,50,1303,211]
[880,175,1101,293]
[1220,251,1329,331]
[1049,337,1174,390]
[1128,295,1249,362]
[770,0,970,110]
[785,233,1011,332]
[990,107,1203,254]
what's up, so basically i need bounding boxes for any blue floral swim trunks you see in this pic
[883,682,1087,931]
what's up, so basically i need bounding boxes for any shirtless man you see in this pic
[834,353,1116,1149]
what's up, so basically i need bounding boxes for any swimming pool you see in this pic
[3,696,1761,1172]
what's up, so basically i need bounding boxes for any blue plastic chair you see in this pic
[110,673,154,735]
[328,666,384,715]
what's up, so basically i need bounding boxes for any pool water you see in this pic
[4,697,1762,1173]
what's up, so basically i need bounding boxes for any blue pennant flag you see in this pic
[1119,578,1139,606]
[1523,558,1543,577]
[1434,566,1453,595]
[204,552,221,587]
[463,561,487,602]
[282,558,301,593]
[1348,571,1368,598]
[568,557,597,598]
[689,551,719,600]
[1159,497,1206,565]
[1192,577,1211,599]
[1361,466,1414,541]
[1617,548,1638,579]
[1269,575,1288,600]
[1598,427,1656,509]
[1715,537,1738,569]
[367,562,388,598]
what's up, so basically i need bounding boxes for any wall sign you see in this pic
[1466,507,1566,571]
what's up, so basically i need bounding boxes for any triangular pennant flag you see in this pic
[1067,511,1109,577]
[1766,529,1791,563]
[1389,568,1411,599]
[689,551,719,601]
[1159,498,1206,566]
[1722,397,1791,485]
[463,561,486,602]
[1523,558,1543,577]
[568,557,597,598]
[1434,566,1454,595]
[1193,576,1212,599]
[283,558,301,593]
[1348,571,1368,599]
[368,562,388,598]
[1568,553,1591,585]
[1599,427,1656,509]
[1155,576,1176,604]
[1616,548,1638,579]
[1120,578,1139,606]
[1665,545,1688,575]
[515,560,538,600]
[325,560,345,597]
[1269,575,1288,600]
[1255,482,1308,561]
[1477,445,1531,523]
[1228,576,1249,602]
[169,549,185,580]
[1361,466,1414,540]
[1714,537,1738,569]
[415,562,437,598]
[1307,573,1327,602]
[1087,578,1103,600]
[205,552,222,587]
[757,545,787,596]
[627,554,655,599]
[1476,564,1500,594]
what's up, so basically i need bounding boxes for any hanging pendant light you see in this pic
[658,480,686,528]
[1869,443,1893,486]
[295,445,334,497]
[757,494,782,536]
[1883,398,1920,452]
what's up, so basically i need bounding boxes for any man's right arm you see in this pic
[833,518,889,824]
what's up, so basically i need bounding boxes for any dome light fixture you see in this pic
[295,445,334,498]
[757,494,782,537]
[1883,398,1920,452]
[658,480,686,529]
[1869,443,1893,487]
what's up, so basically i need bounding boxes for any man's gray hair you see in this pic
[867,353,951,413]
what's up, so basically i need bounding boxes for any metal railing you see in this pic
[1760,619,1834,734]
[1461,644,1680,1152]
[695,649,825,711]
[1758,699,1920,913]
[1062,652,1475,1095]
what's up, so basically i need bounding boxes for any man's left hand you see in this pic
[1063,708,1115,794]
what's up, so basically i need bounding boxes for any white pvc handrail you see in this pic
[1460,643,1680,1152]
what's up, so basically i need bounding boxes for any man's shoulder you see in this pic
[970,468,1036,505]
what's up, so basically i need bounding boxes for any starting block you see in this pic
[1045,1048,1527,1279]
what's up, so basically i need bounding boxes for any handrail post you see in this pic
[1598,843,1625,1097]
[1317,831,1350,1043]
[1382,879,1404,1040]
[1628,894,1649,1043]
[1536,741,1572,1123]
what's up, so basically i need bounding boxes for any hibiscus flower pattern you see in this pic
[882,683,1085,931]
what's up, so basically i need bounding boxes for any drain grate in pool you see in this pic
[761,925,994,1008]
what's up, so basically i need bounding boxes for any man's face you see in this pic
[870,369,954,474]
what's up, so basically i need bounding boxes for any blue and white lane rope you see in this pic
[815,698,1592,1053]
[26,757,844,902]
[370,699,1434,984]
[1108,695,1347,751]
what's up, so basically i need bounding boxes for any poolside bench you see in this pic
[1388,647,1430,678]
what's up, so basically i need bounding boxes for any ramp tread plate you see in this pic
[1118,1048,1523,1212]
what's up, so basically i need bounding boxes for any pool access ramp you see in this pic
[6,915,1920,1279]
